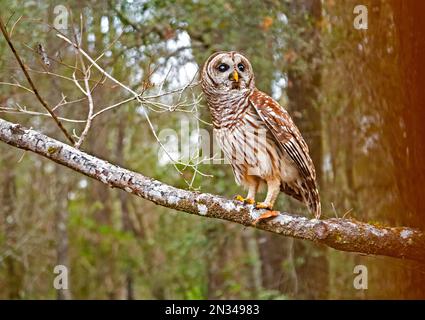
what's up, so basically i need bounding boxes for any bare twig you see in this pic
[56,32,205,185]
[9,14,23,38]
[0,16,75,144]
[0,104,86,123]
[1,18,206,187]
[52,96,87,112]
[73,41,94,149]
[0,81,34,94]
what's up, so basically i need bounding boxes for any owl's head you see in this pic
[201,51,255,94]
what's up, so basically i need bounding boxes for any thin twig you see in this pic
[73,43,94,149]
[0,17,75,144]
[0,106,86,123]
[0,81,34,94]
[52,96,87,112]
[9,15,23,38]
[56,31,209,187]
[57,33,189,177]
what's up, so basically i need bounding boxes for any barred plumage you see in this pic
[201,51,321,219]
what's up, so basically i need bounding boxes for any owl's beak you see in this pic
[231,70,239,82]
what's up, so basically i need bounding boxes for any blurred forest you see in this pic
[1,0,425,299]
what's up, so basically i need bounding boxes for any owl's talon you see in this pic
[244,198,255,205]
[235,195,255,205]
[255,202,273,210]
[253,210,279,225]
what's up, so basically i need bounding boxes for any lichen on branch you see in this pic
[1,117,424,263]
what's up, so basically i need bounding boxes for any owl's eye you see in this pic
[237,63,245,72]
[217,63,229,72]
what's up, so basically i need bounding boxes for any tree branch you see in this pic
[1,117,425,263]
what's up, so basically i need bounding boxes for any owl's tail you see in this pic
[302,178,321,219]
[282,179,321,218]
[306,187,321,219]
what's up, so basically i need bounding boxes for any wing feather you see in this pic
[249,90,321,217]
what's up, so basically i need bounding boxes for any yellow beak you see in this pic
[233,70,239,82]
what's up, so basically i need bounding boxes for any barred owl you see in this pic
[201,51,321,221]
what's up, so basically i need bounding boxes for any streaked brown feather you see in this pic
[249,89,321,218]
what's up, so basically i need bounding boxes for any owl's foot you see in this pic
[244,197,255,205]
[234,195,255,205]
[255,202,273,210]
[253,202,278,224]
[253,210,279,225]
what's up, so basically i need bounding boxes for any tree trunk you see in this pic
[287,0,328,299]
[1,153,23,298]
[55,174,72,300]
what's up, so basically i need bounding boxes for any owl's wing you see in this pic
[249,90,321,217]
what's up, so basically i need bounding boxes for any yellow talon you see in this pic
[245,198,255,205]
[235,195,255,205]
[255,202,273,210]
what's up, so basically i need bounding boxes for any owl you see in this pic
[201,51,321,222]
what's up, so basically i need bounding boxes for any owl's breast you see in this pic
[214,107,284,185]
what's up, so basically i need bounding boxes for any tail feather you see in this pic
[306,187,321,219]
[301,178,321,219]
[280,180,321,218]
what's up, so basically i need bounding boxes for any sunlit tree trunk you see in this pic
[389,0,425,298]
